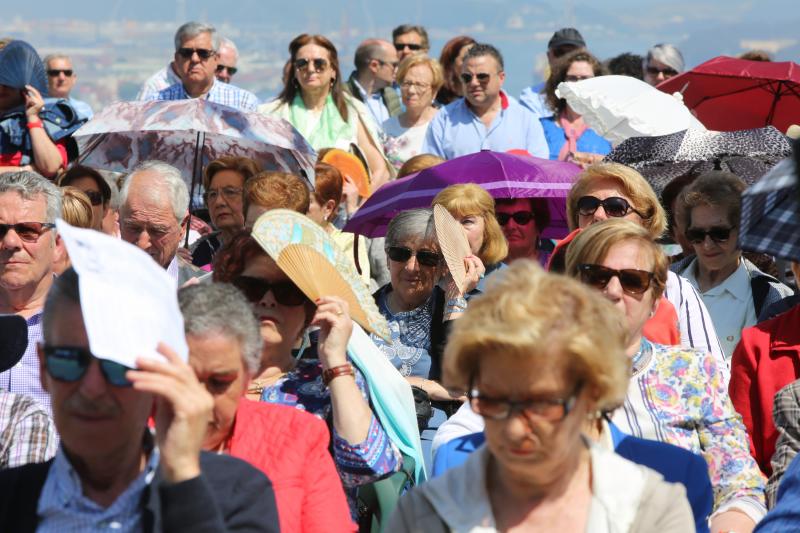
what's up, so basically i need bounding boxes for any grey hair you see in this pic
[385,208,438,249]
[42,53,71,68]
[645,43,684,74]
[174,21,220,52]
[218,37,239,59]
[179,283,262,376]
[0,170,62,223]
[43,267,79,343]
[120,161,189,221]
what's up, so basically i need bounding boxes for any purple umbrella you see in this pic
[344,150,582,238]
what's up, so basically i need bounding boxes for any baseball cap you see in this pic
[548,28,586,50]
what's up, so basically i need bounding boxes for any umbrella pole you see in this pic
[185,131,205,248]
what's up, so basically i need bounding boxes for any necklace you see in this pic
[247,360,298,396]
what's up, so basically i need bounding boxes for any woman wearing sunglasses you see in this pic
[494,197,551,265]
[212,230,400,518]
[259,34,392,191]
[566,219,767,533]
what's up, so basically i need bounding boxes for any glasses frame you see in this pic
[399,81,431,92]
[215,64,239,76]
[177,47,216,61]
[496,211,535,226]
[43,345,132,387]
[576,196,646,219]
[294,58,329,72]
[468,380,583,422]
[203,186,243,205]
[645,65,678,77]
[460,72,491,85]
[0,222,56,243]
[47,69,74,77]
[578,263,654,295]
[685,226,734,245]
[231,275,310,307]
[385,246,442,267]
[394,43,424,52]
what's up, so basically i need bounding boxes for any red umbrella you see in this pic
[658,56,800,132]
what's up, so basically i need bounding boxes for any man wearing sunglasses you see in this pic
[0,171,65,416]
[391,24,430,61]
[215,37,239,84]
[345,39,402,126]
[422,43,548,160]
[43,54,93,120]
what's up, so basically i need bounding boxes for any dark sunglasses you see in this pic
[216,64,238,76]
[177,47,215,60]
[576,196,645,219]
[232,275,309,307]
[394,43,424,52]
[83,190,104,206]
[47,69,73,77]
[43,346,132,387]
[497,211,535,226]
[386,246,442,267]
[685,226,733,245]
[294,58,328,72]
[645,65,678,77]
[578,264,654,295]
[0,222,55,243]
[460,72,491,84]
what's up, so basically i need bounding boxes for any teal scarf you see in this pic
[289,93,355,151]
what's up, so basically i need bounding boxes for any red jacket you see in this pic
[729,304,800,476]
[228,399,355,533]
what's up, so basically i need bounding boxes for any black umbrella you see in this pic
[0,314,28,373]
[0,40,47,96]
[604,126,792,197]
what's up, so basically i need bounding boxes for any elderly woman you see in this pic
[565,219,767,532]
[566,162,728,375]
[259,34,391,190]
[179,283,353,533]
[388,260,694,532]
[191,156,260,267]
[435,36,476,107]
[383,56,444,169]
[213,230,401,517]
[643,43,684,86]
[541,50,611,163]
[243,171,310,229]
[494,197,551,264]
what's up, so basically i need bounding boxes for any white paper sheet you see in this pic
[56,220,189,367]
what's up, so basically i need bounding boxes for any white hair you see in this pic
[645,43,685,74]
[119,160,188,221]
[174,21,220,51]
[0,170,62,223]
[218,37,239,60]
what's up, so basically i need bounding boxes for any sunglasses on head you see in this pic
[645,65,678,77]
[576,196,645,219]
[232,275,309,307]
[0,222,55,243]
[177,47,215,60]
[216,64,238,76]
[460,72,491,84]
[394,43,424,52]
[47,69,73,77]
[294,58,328,72]
[685,226,733,245]
[578,264,654,295]
[43,346,132,387]
[497,211,535,226]
[386,246,442,267]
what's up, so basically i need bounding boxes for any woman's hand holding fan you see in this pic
[312,296,353,370]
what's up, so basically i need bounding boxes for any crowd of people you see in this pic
[0,16,799,533]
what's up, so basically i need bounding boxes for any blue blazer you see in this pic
[433,423,712,533]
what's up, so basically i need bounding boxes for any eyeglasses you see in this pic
[294,58,328,72]
[685,226,734,245]
[400,81,431,91]
[215,64,238,76]
[82,190,104,206]
[177,47,216,60]
[203,186,243,204]
[565,74,593,82]
[468,381,583,422]
[578,264,654,295]
[576,196,645,219]
[47,69,73,77]
[645,65,678,77]
[386,246,442,267]
[0,222,56,243]
[394,43,424,53]
[232,275,309,307]
[376,59,399,69]
[460,72,491,84]
[43,346,132,387]
[496,211,535,226]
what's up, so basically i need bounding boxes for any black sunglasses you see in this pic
[394,43,424,52]
[47,69,73,77]
[576,196,645,219]
[578,264,654,295]
[685,226,734,245]
[497,211,535,226]
[0,222,55,243]
[386,246,442,267]
[177,47,215,60]
[216,64,238,76]
[294,58,328,72]
[232,275,309,307]
[645,65,678,77]
[460,72,491,84]
[44,346,132,387]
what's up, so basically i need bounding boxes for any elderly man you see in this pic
[0,171,64,414]
[0,268,278,531]
[519,27,586,118]
[392,24,430,61]
[142,22,258,111]
[43,54,93,120]
[422,43,548,159]
[345,39,401,126]
[215,37,239,84]
[119,161,204,285]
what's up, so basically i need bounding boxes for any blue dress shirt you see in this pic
[519,81,553,119]
[147,79,259,112]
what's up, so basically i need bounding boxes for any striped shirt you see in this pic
[0,390,57,469]
[0,311,51,415]
[146,79,259,112]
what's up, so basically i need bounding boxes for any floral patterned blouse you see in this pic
[611,342,767,521]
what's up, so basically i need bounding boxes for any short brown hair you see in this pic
[203,156,260,191]
[244,171,310,215]
[313,162,343,221]
[60,186,93,229]
[545,50,606,115]
[398,154,444,178]
[392,24,429,49]
[681,171,747,230]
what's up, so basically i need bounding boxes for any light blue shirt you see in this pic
[146,79,259,112]
[353,78,390,128]
[421,91,548,160]
[518,81,553,119]
[68,98,93,120]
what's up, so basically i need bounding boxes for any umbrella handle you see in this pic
[185,131,205,248]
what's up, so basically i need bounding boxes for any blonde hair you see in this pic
[243,171,310,215]
[432,184,508,265]
[397,153,444,178]
[396,54,445,95]
[444,260,630,412]
[60,186,93,229]
[564,219,668,300]
[567,162,668,239]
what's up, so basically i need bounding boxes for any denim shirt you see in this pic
[0,99,87,164]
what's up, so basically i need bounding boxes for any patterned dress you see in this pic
[372,286,433,378]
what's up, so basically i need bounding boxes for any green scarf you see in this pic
[289,93,355,151]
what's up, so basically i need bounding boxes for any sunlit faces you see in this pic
[564,60,595,83]
[206,170,245,233]
[294,44,335,93]
[386,237,441,311]
[687,203,740,275]
[46,57,77,98]
[644,58,679,86]
[68,175,107,232]
[394,31,428,61]
[576,178,644,229]
[461,54,504,109]
[174,32,218,87]
[458,213,485,256]
[400,64,435,112]
[496,199,539,262]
